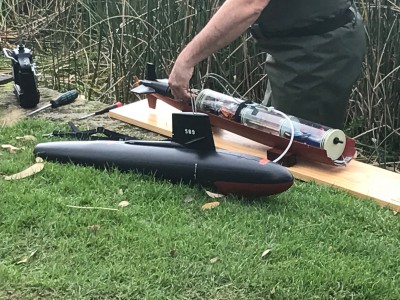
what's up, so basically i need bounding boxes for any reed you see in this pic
[348,0,400,169]
[1,0,398,168]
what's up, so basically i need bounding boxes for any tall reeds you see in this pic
[348,0,400,168]
[1,0,399,168]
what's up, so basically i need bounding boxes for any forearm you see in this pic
[176,0,269,68]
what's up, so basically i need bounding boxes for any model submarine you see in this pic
[131,63,356,167]
[34,113,294,197]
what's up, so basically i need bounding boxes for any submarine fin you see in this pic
[146,63,157,81]
[172,113,215,152]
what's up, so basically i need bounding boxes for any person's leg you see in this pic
[260,13,366,129]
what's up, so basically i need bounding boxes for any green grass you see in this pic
[1,119,400,299]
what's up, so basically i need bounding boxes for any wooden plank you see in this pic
[109,99,400,211]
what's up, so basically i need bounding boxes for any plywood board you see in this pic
[110,99,400,211]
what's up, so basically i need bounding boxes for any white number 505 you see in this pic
[185,129,196,135]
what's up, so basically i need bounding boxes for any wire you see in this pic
[200,73,244,98]
[193,74,295,164]
[268,107,295,164]
[190,91,197,114]
[189,88,199,114]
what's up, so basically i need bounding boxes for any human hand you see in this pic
[168,60,194,102]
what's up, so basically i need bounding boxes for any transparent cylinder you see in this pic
[196,89,243,119]
[240,103,348,160]
[195,89,347,160]
[240,103,290,135]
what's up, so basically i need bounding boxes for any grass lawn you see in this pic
[1,119,400,299]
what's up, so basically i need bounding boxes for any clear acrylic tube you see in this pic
[195,89,347,160]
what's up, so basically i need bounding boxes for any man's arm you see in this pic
[169,0,270,101]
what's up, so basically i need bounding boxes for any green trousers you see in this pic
[259,12,366,129]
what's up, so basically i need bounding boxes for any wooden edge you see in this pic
[109,100,400,212]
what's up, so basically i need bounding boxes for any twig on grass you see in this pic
[66,205,119,211]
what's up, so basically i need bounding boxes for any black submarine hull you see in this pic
[34,140,294,197]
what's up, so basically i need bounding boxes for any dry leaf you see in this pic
[4,162,44,180]
[16,250,37,265]
[87,224,101,232]
[261,249,271,258]
[16,135,36,141]
[1,144,20,154]
[183,195,194,203]
[210,256,219,264]
[205,190,225,199]
[35,157,43,163]
[201,201,220,210]
[118,200,130,207]
[270,287,276,295]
